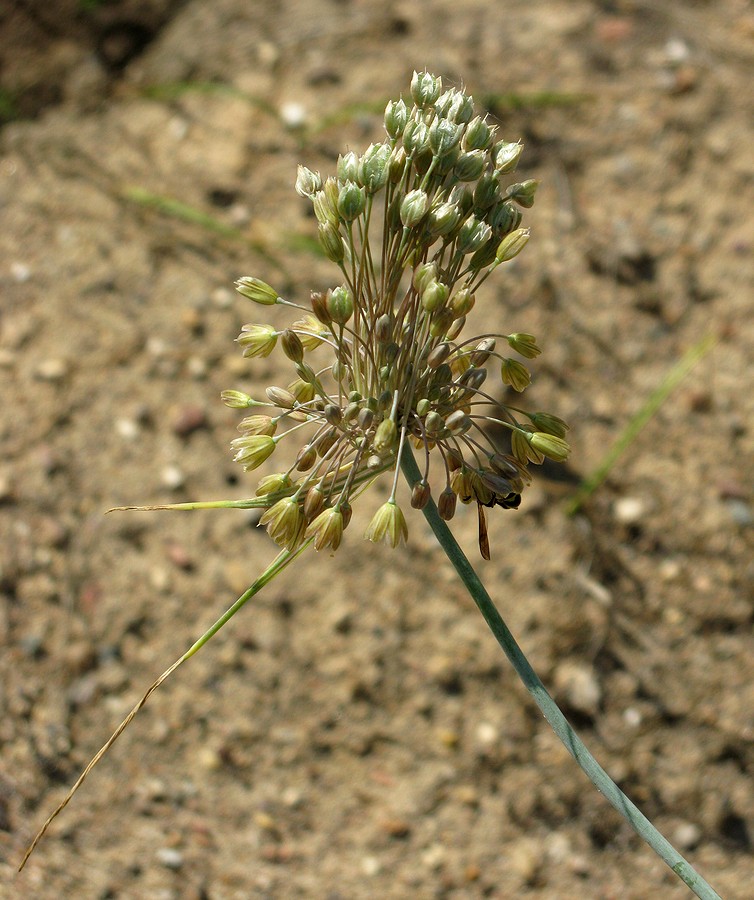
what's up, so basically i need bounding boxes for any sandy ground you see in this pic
[1,1,753,897]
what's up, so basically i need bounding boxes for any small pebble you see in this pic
[161,464,186,490]
[10,261,31,282]
[211,287,234,308]
[156,847,184,870]
[673,822,701,850]
[280,101,307,128]
[614,496,646,524]
[361,856,381,876]
[35,358,69,382]
[623,707,643,728]
[116,418,140,440]
[475,722,498,748]
[554,661,601,716]
[172,404,207,437]
[166,541,193,570]
[727,499,754,527]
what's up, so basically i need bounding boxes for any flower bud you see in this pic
[488,200,522,235]
[429,118,463,157]
[429,307,454,338]
[421,280,449,313]
[454,150,486,182]
[255,472,293,496]
[291,315,329,350]
[457,216,491,254]
[384,98,408,139]
[312,189,338,226]
[336,151,360,183]
[428,201,462,237]
[303,485,325,521]
[288,377,315,404]
[529,412,569,438]
[411,70,442,108]
[449,288,475,318]
[469,338,496,366]
[327,285,354,325]
[402,119,430,155]
[266,386,297,408]
[506,333,541,359]
[359,142,392,193]
[238,415,277,436]
[295,165,322,198]
[373,418,397,454]
[473,173,501,211]
[500,358,531,392]
[413,261,437,294]
[437,487,458,520]
[463,116,493,151]
[426,342,451,369]
[445,410,472,435]
[235,277,279,305]
[400,189,429,227]
[296,444,317,471]
[507,179,539,208]
[494,227,530,264]
[529,432,571,462]
[318,222,345,263]
[411,481,431,509]
[310,290,332,325]
[281,328,304,363]
[493,140,523,173]
[337,181,366,221]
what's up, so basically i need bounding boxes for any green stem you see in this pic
[400,445,722,900]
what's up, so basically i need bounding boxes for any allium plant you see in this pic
[20,73,721,899]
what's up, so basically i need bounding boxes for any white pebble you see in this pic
[614,496,646,524]
[116,418,139,440]
[10,261,31,282]
[161,465,185,489]
[280,101,307,128]
[156,847,183,870]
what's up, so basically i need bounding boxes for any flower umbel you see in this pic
[228,72,570,555]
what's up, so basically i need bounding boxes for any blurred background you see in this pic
[1,1,753,897]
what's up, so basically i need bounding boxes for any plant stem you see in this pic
[400,445,722,900]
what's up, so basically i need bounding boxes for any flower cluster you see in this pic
[223,71,569,557]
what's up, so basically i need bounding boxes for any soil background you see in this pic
[1,1,753,898]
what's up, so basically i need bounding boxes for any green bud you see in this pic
[493,140,523,174]
[416,398,431,416]
[457,216,491,253]
[488,200,522,235]
[318,222,345,263]
[445,90,474,124]
[428,201,462,237]
[337,181,366,221]
[494,227,530,264]
[454,150,486,182]
[426,342,451,369]
[445,410,472,435]
[411,70,442,108]
[296,444,317,471]
[429,118,463,157]
[473,173,501,210]
[511,428,543,465]
[312,189,338,226]
[288,377,315,404]
[450,288,475,317]
[237,324,278,358]
[235,277,279,305]
[359,142,392,194]
[529,412,569,439]
[507,179,539,208]
[463,116,493,151]
[421,280,449,312]
[500,358,531,392]
[506,332,541,359]
[529,432,571,462]
[400,189,429,227]
[327,286,354,325]
[336,151,360,183]
[413,261,438,294]
[373,418,397,454]
[384,98,408,139]
[402,119,430,155]
[364,500,408,548]
[295,165,322,198]
[429,307,454,338]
